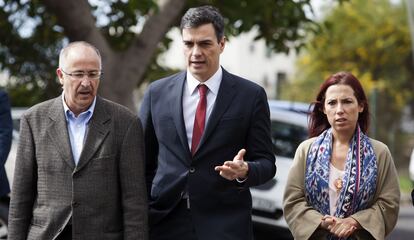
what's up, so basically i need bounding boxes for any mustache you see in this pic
[78,86,93,92]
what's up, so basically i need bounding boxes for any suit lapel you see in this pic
[197,69,236,151]
[46,97,75,169]
[75,97,110,172]
[170,72,192,156]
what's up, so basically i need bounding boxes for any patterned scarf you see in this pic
[304,126,377,240]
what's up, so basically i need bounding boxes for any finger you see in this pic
[215,161,232,171]
[219,171,232,180]
[324,217,336,226]
[331,222,347,237]
[225,161,244,170]
[336,226,346,238]
[337,225,352,238]
[215,165,237,178]
[347,226,357,237]
[214,165,231,171]
[233,149,246,161]
[224,161,233,167]
[327,222,336,230]
[322,215,334,221]
[218,169,237,180]
[329,221,340,233]
[341,227,354,238]
[330,227,339,236]
[321,219,330,230]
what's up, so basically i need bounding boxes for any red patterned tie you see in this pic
[191,84,208,155]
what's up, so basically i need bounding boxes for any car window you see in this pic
[271,120,307,158]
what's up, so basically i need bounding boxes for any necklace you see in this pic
[334,177,343,193]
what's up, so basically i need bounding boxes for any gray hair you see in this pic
[180,5,225,42]
[58,41,102,69]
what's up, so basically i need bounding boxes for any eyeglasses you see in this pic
[61,69,103,80]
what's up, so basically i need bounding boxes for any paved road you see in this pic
[254,204,414,240]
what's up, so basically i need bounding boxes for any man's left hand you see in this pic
[214,149,248,181]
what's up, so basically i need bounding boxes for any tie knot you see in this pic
[198,84,208,97]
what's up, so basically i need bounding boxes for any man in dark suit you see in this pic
[0,90,12,204]
[8,41,148,239]
[140,6,276,240]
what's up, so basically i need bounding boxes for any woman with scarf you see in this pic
[283,72,400,240]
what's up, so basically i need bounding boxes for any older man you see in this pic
[8,41,148,240]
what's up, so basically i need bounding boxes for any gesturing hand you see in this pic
[214,149,249,181]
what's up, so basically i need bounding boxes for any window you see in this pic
[271,120,307,158]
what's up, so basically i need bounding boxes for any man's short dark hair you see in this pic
[180,5,225,42]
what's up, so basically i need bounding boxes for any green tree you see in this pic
[0,0,318,110]
[284,0,414,167]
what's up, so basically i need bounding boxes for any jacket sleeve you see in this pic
[283,139,325,240]
[243,87,276,187]
[8,114,36,239]
[120,116,149,240]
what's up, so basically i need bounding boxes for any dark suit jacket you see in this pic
[8,96,148,240]
[140,68,276,240]
[0,90,12,197]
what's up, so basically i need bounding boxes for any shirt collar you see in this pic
[186,67,222,96]
[62,93,96,121]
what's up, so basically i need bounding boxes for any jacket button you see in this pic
[72,201,79,207]
[189,167,195,173]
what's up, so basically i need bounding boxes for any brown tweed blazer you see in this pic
[8,96,148,240]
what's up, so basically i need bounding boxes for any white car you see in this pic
[251,100,309,234]
[5,107,27,187]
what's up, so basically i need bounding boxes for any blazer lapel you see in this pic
[75,97,110,172]
[197,69,236,151]
[46,97,75,169]
[170,71,192,155]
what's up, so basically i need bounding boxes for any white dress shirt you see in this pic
[183,67,222,149]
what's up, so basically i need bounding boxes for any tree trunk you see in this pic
[42,0,187,111]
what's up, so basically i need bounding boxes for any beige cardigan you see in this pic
[283,137,400,240]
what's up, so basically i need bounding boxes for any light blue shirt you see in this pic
[62,94,96,165]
